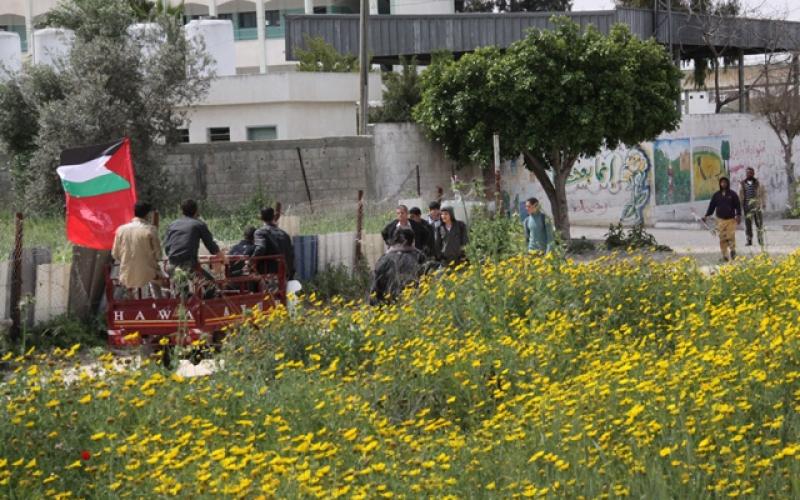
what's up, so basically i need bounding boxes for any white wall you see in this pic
[185,101,358,141]
[504,114,795,225]
[181,71,382,142]
[234,38,288,72]
[391,0,454,14]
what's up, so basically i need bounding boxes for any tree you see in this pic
[295,37,358,73]
[372,57,421,123]
[0,0,210,213]
[457,0,571,12]
[752,56,800,212]
[617,0,755,113]
[414,19,682,239]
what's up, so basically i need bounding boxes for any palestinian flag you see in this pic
[57,138,137,250]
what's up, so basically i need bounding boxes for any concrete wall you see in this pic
[371,123,482,202]
[165,137,373,207]
[505,113,794,226]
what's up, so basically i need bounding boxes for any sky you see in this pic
[571,0,800,21]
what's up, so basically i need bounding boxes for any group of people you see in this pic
[380,202,470,264]
[701,167,766,261]
[369,197,558,303]
[370,202,469,304]
[111,199,295,298]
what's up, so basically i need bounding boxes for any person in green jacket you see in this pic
[524,197,555,253]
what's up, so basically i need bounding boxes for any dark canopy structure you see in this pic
[285,8,800,65]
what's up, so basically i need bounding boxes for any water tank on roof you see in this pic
[33,28,75,68]
[184,19,235,77]
[0,31,22,79]
[127,23,166,61]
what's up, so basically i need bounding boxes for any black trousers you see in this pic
[744,209,764,244]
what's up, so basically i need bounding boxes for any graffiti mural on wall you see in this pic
[619,146,652,224]
[654,139,691,205]
[565,146,654,224]
[692,136,731,201]
[567,152,623,194]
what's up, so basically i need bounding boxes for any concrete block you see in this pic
[361,234,385,270]
[0,260,11,320]
[34,263,71,325]
[317,232,356,272]
[278,215,301,237]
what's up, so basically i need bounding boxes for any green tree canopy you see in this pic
[372,57,421,123]
[0,0,210,213]
[414,19,682,239]
[295,37,358,73]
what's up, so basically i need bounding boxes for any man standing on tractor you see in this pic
[112,201,164,298]
[164,199,222,279]
[254,207,295,280]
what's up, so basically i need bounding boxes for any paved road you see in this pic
[571,225,799,265]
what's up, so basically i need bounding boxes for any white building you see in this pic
[181,71,382,142]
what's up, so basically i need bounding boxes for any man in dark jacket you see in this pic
[254,207,295,279]
[739,167,766,246]
[369,228,425,305]
[164,199,221,273]
[381,205,430,254]
[702,177,742,261]
[228,227,257,277]
[409,206,435,257]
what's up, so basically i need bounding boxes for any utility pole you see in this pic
[256,0,267,74]
[25,0,34,62]
[358,0,369,135]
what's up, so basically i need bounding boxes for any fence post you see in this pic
[436,186,443,204]
[355,190,364,268]
[493,133,502,215]
[9,212,23,341]
[416,165,421,197]
[275,202,282,223]
[152,210,160,228]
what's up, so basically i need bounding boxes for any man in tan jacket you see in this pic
[112,201,163,298]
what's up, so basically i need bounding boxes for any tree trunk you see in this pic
[714,58,724,113]
[523,151,573,241]
[785,145,797,211]
[551,169,571,241]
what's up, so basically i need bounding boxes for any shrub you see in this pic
[605,223,672,251]
[304,262,371,302]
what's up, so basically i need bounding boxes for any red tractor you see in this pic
[106,255,286,366]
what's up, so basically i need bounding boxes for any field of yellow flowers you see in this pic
[1,252,799,498]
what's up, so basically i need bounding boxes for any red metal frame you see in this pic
[106,255,287,348]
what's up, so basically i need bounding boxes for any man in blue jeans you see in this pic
[524,197,555,254]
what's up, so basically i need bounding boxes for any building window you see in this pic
[208,127,230,142]
[217,13,234,22]
[177,128,190,143]
[313,6,327,14]
[266,10,281,27]
[247,126,277,141]
[238,12,257,29]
